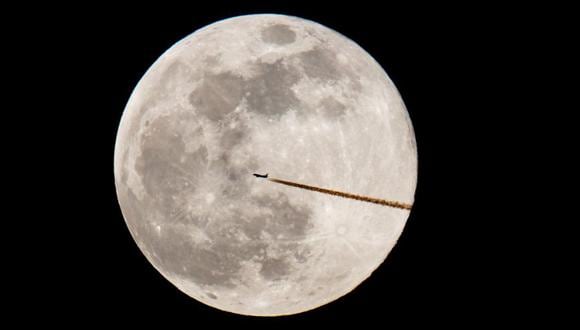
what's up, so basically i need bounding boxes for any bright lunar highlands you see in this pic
[114,14,417,316]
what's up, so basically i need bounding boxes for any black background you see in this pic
[23,1,569,327]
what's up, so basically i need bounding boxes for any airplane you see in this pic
[253,173,268,178]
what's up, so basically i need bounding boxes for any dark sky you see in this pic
[17,1,568,327]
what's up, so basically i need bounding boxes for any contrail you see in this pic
[259,175,412,211]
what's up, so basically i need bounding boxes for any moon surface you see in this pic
[114,14,417,316]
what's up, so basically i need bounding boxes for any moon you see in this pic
[114,14,417,316]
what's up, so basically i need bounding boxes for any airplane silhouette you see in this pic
[253,173,268,178]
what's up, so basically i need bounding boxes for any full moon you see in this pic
[114,14,417,316]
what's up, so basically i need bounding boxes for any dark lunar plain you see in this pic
[21,1,569,327]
